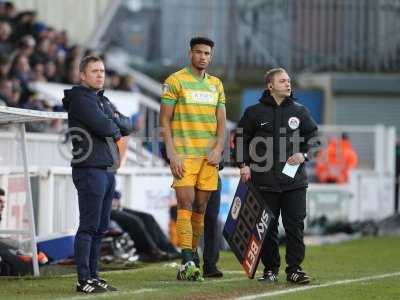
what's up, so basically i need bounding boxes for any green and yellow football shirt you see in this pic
[161,66,225,158]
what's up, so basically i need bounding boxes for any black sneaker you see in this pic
[258,270,278,283]
[203,266,223,278]
[93,278,118,291]
[287,269,311,284]
[76,279,107,293]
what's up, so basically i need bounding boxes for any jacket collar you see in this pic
[259,89,295,107]
[78,84,105,96]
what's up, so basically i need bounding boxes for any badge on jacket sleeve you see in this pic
[288,117,300,130]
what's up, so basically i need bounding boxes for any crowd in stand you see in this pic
[0,1,140,131]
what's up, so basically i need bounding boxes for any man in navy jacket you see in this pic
[63,55,133,294]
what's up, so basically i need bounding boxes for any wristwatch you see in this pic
[303,153,309,161]
[239,162,248,168]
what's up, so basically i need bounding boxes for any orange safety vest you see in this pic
[315,138,358,183]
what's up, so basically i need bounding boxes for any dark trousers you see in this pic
[111,208,177,254]
[72,167,115,281]
[123,208,178,254]
[0,241,32,276]
[203,176,221,271]
[261,188,306,275]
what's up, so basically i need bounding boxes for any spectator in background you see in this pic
[64,65,79,85]
[0,2,17,23]
[0,77,21,108]
[0,20,12,55]
[0,1,139,121]
[0,77,13,104]
[119,74,141,93]
[31,37,52,63]
[315,133,358,183]
[55,30,69,52]
[64,44,82,71]
[9,53,32,105]
[105,70,121,90]
[10,10,37,42]
[17,35,36,58]
[0,55,11,77]
[8,80,21,108]
[22,91,46,111]
[44,60,59,82]
[0,188,48,276]
[31,61,47,81]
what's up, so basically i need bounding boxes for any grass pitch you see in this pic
[0,236,399,300]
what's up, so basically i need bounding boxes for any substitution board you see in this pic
[223,181,274,278]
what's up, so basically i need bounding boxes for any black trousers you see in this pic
[203,176,221,270]
[111,208,178,255]
[111,209,157,253]
[0,241,32,276]
[122,208,178,254]
[260,188,306,275]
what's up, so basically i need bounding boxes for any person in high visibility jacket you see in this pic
[315,133,358,183]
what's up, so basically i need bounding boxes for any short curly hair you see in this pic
[190,37,214,49]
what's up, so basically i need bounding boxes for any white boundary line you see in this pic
[53,271,400,300]
[55,288,158,300]
[55,277,246,300]
[233,271,400,300]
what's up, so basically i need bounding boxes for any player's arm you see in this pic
[160,104,184,178]
[208,106,226,165]
[159,76,184,178]
[208,80,226,165]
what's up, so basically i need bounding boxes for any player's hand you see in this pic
[240,166,251,183]
[208,147,222,166]
[170,154,185,179]
[287,153,305,165]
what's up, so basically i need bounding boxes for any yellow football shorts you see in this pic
[172,158,219,191]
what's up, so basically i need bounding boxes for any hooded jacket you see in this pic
[62,85,133,168]
[235,90,319,192]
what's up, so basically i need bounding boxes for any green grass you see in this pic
[0,236,399,300]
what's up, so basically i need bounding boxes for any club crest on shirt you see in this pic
[209,85,217,92]
[162,83,169,94]
[288,117,300,130]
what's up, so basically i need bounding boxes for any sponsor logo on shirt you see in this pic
[191,91,215,105]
